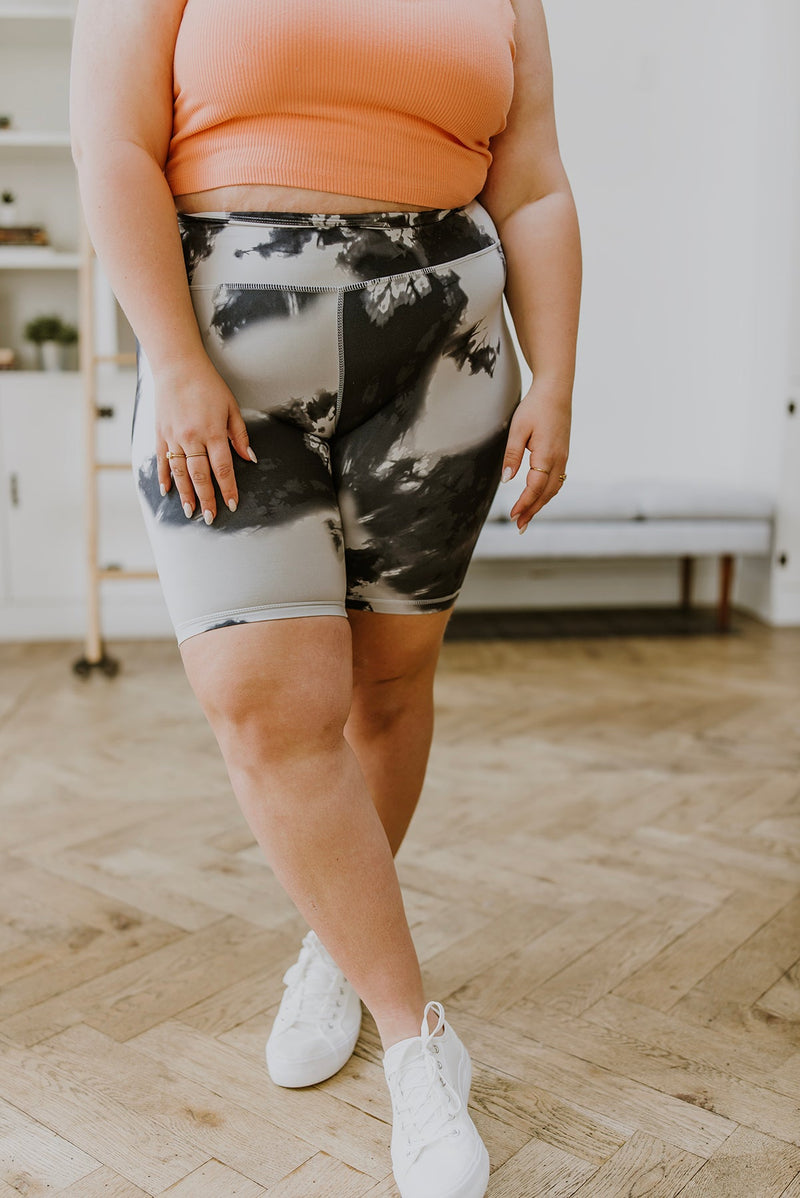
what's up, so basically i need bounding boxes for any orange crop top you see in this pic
[164,0,517,209]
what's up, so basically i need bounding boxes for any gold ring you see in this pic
[531,465,550,475]
[559,473,567,481]
[166,450,186,460]
[185,451,209,458]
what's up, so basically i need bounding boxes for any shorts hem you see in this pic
[345,593,459,615]
[175,601,348,645]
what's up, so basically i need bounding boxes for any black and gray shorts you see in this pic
[130,199,522,644]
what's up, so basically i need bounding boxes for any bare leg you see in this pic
[345,609,452,857]
[179,615,436,1050]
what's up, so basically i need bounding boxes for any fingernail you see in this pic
[160,483,166,497]
[203,509,214,525]
[183,502,192,519]
[227,497,237,512]
[501,467,513,483]
[519,522,529,534]
[247,447,258,463]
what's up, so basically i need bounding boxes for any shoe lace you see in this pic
[389,1002,463,1160]
[278,932,346,1027]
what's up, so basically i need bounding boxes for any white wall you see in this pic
[462,0,800,619]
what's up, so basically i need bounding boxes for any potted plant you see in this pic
[1,190,17,228]
[24,314,76,371]
[56,320,79,369]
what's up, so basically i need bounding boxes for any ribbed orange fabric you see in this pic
[165,0,517,208]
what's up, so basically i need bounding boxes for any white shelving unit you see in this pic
[0,0,161,655]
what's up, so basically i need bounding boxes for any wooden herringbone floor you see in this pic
[1,613,800,1196]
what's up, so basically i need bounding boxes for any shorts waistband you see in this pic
[177,205,469,230]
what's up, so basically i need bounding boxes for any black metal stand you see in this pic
[72,649,120,678]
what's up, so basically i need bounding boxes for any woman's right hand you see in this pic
[153,357,257,524]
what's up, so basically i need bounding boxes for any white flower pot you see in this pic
[0,203,17,227]
[39,340,63,371]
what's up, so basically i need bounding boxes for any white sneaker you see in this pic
[383,1000,490,1198]
[265,929,363,1087]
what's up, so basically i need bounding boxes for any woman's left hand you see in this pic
[501,381,572,531]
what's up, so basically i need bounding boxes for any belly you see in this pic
[173,182,438,214]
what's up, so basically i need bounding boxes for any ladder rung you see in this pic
[92,353,136,366]
[97,568,158,580]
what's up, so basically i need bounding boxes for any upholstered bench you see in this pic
[474,477,776,630]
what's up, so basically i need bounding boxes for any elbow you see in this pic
[70,135,161,180]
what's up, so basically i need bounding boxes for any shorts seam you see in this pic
[335,288,345,428]
[186,242,502,293]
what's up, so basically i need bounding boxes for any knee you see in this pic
[351,658,435,733]
[196,658,352,763]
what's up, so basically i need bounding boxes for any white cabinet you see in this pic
[0,372,84,603]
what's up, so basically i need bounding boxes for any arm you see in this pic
[70,0,253,520]
[479,0,582,530]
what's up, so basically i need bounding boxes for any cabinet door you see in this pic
[0,373,86,602]
[772,395,800,606]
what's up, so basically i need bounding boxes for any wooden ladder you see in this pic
[72,210,157,678]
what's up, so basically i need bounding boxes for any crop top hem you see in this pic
[166,136,493,210]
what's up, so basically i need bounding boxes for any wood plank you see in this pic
[0,1095,99,1193]
[525,892,715,1016]
[674,1125,800,1197]
[35,1023,314,1189]
[131,1020,389,1179]
[246,1152,375,1198]
[0,1036,207,1192]
[613,890,793,1012]
[3,916,280,1045]
[483,1137,596,1198]
[447,1008,735,1157]
[55,1169,151,1197]
[569,1129,702,1197]
[158,1159,266,1197]
[495,998,800,1147]
[445,898,675,1021]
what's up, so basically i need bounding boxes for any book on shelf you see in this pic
[0,226,50,246]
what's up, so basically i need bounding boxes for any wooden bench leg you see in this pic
[717,555,734,631]
[680,555,694,609]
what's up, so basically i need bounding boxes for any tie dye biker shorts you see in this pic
[130,200,522,645]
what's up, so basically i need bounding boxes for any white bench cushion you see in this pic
[475,518,774,559]
[486,476,775,524]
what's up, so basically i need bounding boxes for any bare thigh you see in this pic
[178,614,353,754]
[349,609,452,689]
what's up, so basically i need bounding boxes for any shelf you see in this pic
[0,248,79,268]
[0,130,71,147]
[0,6,74,18]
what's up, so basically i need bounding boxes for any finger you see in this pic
[509,463,552,523]
[500,411,532,482]
[206,436,238,513]
[184,447,218,524]
[156,436,171,496]
[517,469,567,532]
[165,450,197,519]
[228,405,257,464]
